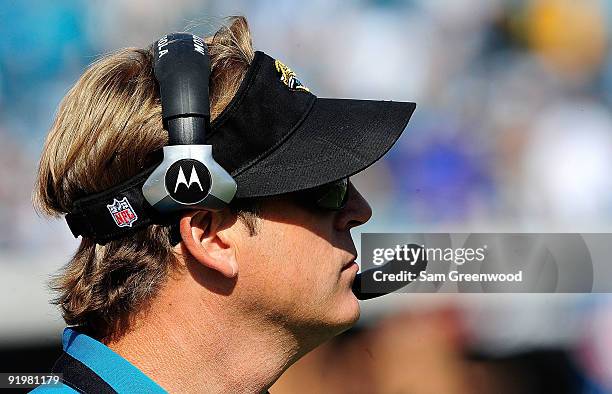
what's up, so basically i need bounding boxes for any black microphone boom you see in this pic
[352,244,427,300]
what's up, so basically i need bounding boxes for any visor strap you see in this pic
[65,166,176,245]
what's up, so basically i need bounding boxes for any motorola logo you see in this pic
[174,165,203,193]
[165,159,211,204]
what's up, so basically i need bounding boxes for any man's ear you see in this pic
[179,210,238,278]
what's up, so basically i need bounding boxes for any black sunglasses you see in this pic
[296,178,350,211]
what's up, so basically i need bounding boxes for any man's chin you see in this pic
[346,295,361,325]
[330,293,361,335]
[294,295,360,353]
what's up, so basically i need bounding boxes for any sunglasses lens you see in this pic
[314,178,349,210]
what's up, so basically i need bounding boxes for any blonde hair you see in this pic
[33,16,254,341]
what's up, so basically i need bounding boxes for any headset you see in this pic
[141,33,237,213]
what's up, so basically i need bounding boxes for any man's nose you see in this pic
[335,183,372,231]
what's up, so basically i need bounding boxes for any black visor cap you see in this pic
[206,51,416,198]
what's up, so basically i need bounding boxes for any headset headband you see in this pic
[154,33,210,145]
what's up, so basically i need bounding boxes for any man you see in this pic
[32,16,415,393]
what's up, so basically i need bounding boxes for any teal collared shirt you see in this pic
[31,327,166,393]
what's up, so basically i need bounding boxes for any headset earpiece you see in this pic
[142,33,237,212]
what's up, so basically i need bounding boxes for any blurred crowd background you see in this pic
[2,0,612,392]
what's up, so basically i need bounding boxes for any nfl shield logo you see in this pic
[107,197,138,228]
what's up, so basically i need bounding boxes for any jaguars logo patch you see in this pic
[275,59,310,92]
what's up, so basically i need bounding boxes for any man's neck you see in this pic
[105,278,303,393]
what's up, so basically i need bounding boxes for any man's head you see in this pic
[33,16,413,348]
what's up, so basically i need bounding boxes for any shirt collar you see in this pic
[62,327,166,393]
